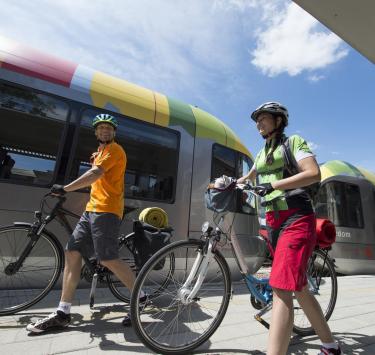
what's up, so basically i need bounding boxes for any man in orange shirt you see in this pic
[26,113,142,333]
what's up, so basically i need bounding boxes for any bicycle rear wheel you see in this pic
[293,249,338,336]
[0,225,63,315]
[131,239,231,355]
[107,234,175,303]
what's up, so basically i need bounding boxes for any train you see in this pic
[0,35,374,279]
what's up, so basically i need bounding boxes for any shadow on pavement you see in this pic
[194,348,264,354]
[289,332,375,354]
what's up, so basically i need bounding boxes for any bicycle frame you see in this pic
[178,204,337,328]
[11,195,108,296]
[178,235,216,304]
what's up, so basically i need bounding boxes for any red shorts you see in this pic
[267,210,317,291]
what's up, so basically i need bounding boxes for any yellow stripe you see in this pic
[320,165,335,181]
[154,92,170,127]
[358,167,375,186]
[224,124,252,158]
[90,71,155,123]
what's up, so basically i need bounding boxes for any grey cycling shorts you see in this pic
[66,211,121,261]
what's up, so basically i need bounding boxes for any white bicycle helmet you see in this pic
[251,102,289,126]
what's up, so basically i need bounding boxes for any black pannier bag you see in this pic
[205,176,237,213]
[132,220,172,270]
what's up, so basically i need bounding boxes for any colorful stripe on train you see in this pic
[0,35,250,157]
[321,160,375,186]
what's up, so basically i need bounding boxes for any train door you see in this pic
[189,139,264,276]
[315,176,375,274]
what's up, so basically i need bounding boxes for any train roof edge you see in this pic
[320,160,375,186]
[0,35,251,158]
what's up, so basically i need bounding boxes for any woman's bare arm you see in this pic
[271,156,321,191]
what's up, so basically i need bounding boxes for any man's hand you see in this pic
[253,183,274,197]
[51,184,66,195]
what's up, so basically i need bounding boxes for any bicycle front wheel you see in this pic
[293,249,338,336]
[0,225,63,315]
[131,239,232,355]
[107,234,175,303]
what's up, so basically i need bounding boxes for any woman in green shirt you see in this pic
[238,102,341,355]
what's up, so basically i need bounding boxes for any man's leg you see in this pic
[100,258,136,290]
[267,288,294,355]
[60,250,83,303]
[26,213,89,333]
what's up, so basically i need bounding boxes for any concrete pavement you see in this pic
[1,275,375,354]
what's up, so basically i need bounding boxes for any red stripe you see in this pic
[1,38,77,87]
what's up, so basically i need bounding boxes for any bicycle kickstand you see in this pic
[254,302,272,330]
[89,273,98,309]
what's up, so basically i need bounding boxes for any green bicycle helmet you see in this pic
[92,113,118,129]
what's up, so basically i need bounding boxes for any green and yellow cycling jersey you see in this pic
[254,134,314,213]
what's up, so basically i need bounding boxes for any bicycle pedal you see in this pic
[254,302,272,329]
[254,314,270,329]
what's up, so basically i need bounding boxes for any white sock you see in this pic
[57,301,72,314]
[140,290,145,298]
[322,342,339,350]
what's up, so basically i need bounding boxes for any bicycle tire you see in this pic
[293,249,338,336]
[107,233,176,303]
[131,239,232,355]
[0,225,63,316]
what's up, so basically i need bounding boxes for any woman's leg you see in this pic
[267,288,294,355]
[295,285,335,343]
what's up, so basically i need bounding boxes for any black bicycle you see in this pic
[0,194,175,316]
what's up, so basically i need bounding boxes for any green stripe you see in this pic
[323,160,365,178]
[167,97,196,136]
[342,161,365,177]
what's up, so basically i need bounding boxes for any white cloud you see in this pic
[251,2,348,77]
[0,0,244,101]
[308,74,325,83]
[213,0,260,11]
[307,141,319,151]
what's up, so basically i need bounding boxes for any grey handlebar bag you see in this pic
[205,176,237,213]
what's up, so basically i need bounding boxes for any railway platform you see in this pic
[0,275,374,354]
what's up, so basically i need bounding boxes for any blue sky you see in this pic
[1,0,374,171]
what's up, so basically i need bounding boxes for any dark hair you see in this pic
[265,116,286,165]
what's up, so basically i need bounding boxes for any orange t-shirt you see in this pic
[86,142,126,218]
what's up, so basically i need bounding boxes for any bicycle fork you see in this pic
[178,240,214,304]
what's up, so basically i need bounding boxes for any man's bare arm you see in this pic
[64,166,104,192]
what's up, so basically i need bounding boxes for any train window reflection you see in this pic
[315,181,364,228]
[211,144,256,215]
[0,83,68,185]
[212,144,236,178]
[71,109,179,202]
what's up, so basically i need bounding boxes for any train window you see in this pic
[211,144,256,215]
[211,144,236,178]
[239,154,254,178]
[70,109,179,202]
[239,153,256,215]
[316,181,364,228]
[315,185,328,218]
[0,83,68,185]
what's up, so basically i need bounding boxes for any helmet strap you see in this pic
[261,128,278,139]
[97,138,114,144]
[261,115,285,139]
